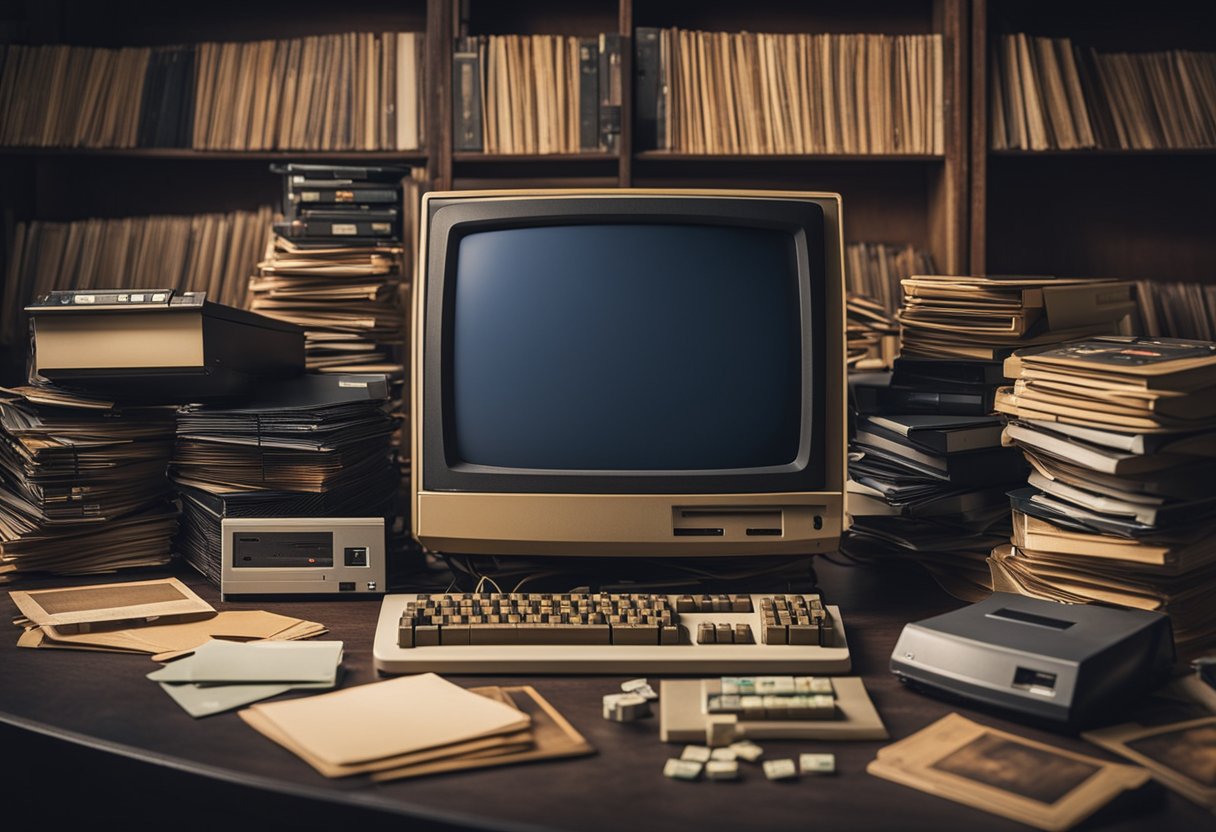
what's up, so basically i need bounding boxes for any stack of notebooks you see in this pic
[633,29,944,154]
[0,386,177,583]
[991,34,1216,151]
[897,274,1136,362]
[271,163,413,246]
[2,208,273,345]
[453,34,623,154]
[239,672,593,780]
[171,374,398,585]
[0,34,425,150]
[991,336,1216,655]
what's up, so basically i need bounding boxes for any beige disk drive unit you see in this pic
[220,517,385,599]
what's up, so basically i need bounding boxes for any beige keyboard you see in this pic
[373,592,851,674]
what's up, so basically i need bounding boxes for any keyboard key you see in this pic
[763,759,798,781]
[681,745,712,763]
[705,760,740,781]
[697,623,716,644]
[800,753,836,775]
[664,759,702,781]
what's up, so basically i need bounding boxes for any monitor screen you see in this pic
[450,223,802,471]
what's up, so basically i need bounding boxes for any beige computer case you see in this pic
[411,189,847,556]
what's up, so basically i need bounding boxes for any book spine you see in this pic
[452,36,483,151]
[598,33,622,153]
[633,27,660,151]
[578,37,599,151]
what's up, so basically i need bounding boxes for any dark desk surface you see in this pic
[0,558,1207,832]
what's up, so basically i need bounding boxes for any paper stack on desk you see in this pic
[993,336,1216,655]
[0,385,177,582]
[240,672,593,780]
[149,639,344,717]
[11,576,327,658]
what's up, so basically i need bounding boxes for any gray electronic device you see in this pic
[220,517,385,599]
[890,593,1174,728]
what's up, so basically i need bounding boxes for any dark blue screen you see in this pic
[450,224,802,470]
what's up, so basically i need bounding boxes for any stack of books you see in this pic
[1133,280,1216,341]
[0,385,177,582]
[845,275,1138,598]
[991,34,1216,151]
[634,29,944,154]
[897,274,1136,361]
[453,34,623,154]
[170,374,398,585]
[2,208,272,346]
[991,336,1216,654]
[0,34,425,150]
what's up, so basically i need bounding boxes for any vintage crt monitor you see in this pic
[411,189,846,557]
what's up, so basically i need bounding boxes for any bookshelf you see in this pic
[7,0,1215,382]
[969,0,1216,282]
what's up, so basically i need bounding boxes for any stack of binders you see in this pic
[844,275,1137,600]
[991,336,1216,655]
[0,385,177,582]
[171,374,399,585]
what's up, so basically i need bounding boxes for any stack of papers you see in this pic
[993,336,1216,654]
[150,639,344,717]
[898,275,1135,361]
[241,672,593,780]
[250,239,409,377]
[170,373,399,584]
[11,576,327,659]
[0,385,177,582]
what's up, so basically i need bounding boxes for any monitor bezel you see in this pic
[420,192,832,495]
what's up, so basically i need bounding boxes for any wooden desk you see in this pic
[0,559,1204,831]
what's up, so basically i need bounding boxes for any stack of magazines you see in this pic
[0,385,177,582]
[993,336,1216,655]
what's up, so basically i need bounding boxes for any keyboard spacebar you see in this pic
[466,624,612,645]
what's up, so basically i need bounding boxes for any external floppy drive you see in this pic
[891,593,1174,728]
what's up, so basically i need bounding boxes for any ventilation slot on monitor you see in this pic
[745,528,782,536]
[673,527,724,537]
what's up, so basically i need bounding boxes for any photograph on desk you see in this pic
[993,336,1216,655]
[0,385,177,582]
[867,713,1152,831]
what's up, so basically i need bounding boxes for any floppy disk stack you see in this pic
[0,385,177,582]
[171,373,398,585]
[991,336,1216,655]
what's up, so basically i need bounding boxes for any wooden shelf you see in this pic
[635,151,946,163]
[0,147,429,162]
[989,148,1216,158]
[453,152,619,163]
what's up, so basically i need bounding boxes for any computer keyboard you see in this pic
[373,592,851,674]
